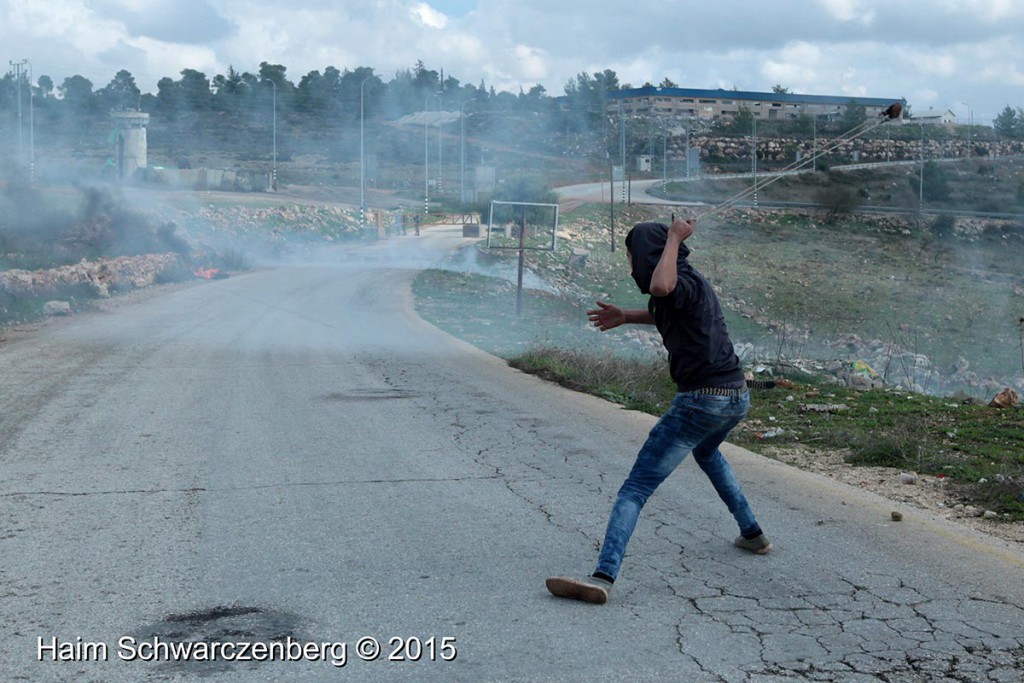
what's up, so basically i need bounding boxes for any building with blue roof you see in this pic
[606,86,905,122]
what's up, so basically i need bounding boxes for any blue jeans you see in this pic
[595,390,761,580]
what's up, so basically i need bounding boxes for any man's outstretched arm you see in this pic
[587,300,654,331]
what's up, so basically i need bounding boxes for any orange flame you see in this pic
[193,268,221,279]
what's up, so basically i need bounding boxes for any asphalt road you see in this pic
[2,226,1023,682]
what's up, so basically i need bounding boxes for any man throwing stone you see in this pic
[546,218,771,605]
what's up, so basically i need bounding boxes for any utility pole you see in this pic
[685,120,691,179]
[752,114,758,208]
[424,93,442,215]
[270,80,277,190]
[918,122,925,214]
[436,94,443,197]
[9,60,27,165]
[459,99,473,204]
[359,75,372,228]
[662,123,667,191]
[8,59,35,181]
[609,161,615,253]
[960,102,973,158]
[812,114,817,172]
[27,60,33,181]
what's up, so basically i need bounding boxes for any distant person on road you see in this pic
[413,214,421,236]
[546,218,771,605]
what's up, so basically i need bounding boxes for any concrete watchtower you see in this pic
[110,110,149,179]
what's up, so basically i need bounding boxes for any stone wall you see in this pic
[0,253,183,299]
[666,135,1024,164]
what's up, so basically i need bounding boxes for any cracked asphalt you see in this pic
[1,226,1022,682]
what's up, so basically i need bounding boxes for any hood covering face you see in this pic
[624,222,692,295]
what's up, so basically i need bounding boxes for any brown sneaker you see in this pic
[734,534,772,554]
[545,575,613,604]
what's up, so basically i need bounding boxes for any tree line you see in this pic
[0,61,628,131]
[2,60,1015,174]
[8,60,991,140]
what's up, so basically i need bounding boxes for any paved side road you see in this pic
[1,226,1022,682]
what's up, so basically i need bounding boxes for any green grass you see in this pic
[509,349,1024,519]
[513,346,677,414]
[659,158,1024,214]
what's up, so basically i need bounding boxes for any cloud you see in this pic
[816,0,876,24]
[92,0,236,43]
[4,0,1024,122]
[511,45,548,81]
[412,2,449,28]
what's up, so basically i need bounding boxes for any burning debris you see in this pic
[193,268,228,280]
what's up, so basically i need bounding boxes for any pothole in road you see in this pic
[130,604,309,675]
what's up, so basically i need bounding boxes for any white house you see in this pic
[913,108,957,125]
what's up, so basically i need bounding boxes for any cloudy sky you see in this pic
[4,0,1023,122]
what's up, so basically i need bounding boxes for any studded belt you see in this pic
[687,385,747,397]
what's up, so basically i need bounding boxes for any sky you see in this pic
[3,0,1023,123]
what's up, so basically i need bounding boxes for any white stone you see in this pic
[42,300,72,316]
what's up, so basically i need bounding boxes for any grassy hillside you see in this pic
[411,202,1024,518]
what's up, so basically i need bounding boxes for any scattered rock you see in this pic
[42,300,72,316]
[899,472,918,485]
[891,511,903,522]
[569,249,589,268]
[800,403,850,413]
[988,387,1019,409]
[983,510,999,520]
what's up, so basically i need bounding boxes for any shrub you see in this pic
[814,185,862,222]
[930,213,956,239]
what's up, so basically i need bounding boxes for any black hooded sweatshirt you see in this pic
[624,222,744,391]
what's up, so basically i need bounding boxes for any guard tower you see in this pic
[110,110,149,179]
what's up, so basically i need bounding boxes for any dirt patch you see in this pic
[763,443,1024,544]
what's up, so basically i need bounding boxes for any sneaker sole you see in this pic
[736,542,772,555]
[545,577,608,604]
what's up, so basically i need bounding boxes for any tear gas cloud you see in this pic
[0,66,1021,397]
